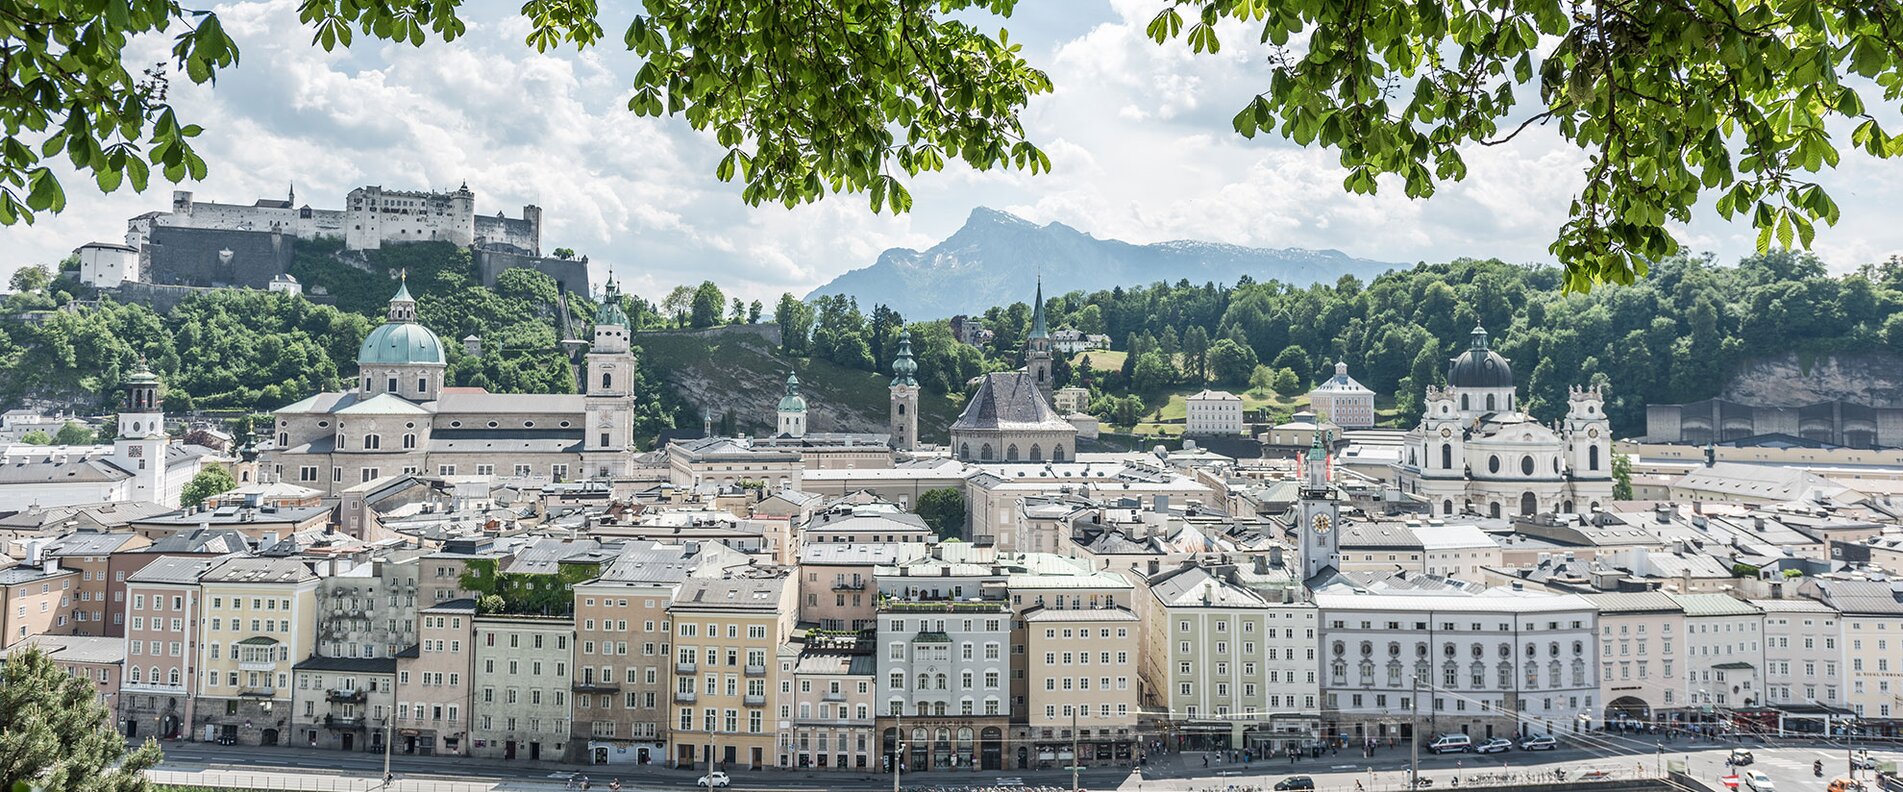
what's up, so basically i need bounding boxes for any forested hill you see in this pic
[804,207,1399,319]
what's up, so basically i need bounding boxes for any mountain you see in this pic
[804,207,1403,318]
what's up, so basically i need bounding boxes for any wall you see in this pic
[475,249,589,293]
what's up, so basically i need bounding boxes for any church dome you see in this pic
[358,322,446,366]
[1448,325,1512,389]
[777,373,807,412]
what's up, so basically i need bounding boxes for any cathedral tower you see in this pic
[584,277,636,470]
[1025,277,1053,404]
[777,373,808,439]
[1297,429,1340,581]
[889,330,919,451]
[113,358,171,505]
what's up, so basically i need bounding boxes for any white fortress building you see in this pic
[1393,326,1614,519]
[124,184,542,256]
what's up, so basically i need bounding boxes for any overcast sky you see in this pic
[12,0,1903,305]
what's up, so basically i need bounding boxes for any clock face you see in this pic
[1439,428,1453,438]
[1310,513,1333,535]
[1588,427,1600,438]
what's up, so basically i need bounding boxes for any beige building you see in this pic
[395,598,477,755]
[470,613,574,760]
[796,543,926,633]
[1754,597,1845,732]
[0,634,124,728]
[665,437,804,490]
[775,647,877,770]
[1023,608,1139,766]
[193,556,320,746]
[1799,578,1903,723]
[1,558,79,646]
[1307,362,1376,429]
[43,531,152,636]
[1582,592,1685,727]
[666,572,796,770]
[669,571,795,769]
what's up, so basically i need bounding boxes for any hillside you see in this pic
[805,207,1400,319]
[635,325,961,441]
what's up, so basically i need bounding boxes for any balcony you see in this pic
[823,692,847,702]
[876,597,1009,614]
[326,689,367,704]
[238,686,277,698]
[324,715,363,730]
[744,664,766,677]
[239,658,277,673]
[675,691,697,704]
[832,580,866,592]
[744,694,766,706]
[572,680,621,694]
[676,661,696,674]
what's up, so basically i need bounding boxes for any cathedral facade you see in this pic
[948,281,1077,463]
[1394,326,1614,518]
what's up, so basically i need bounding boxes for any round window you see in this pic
[1521,456,1534,476]
[524,421,535,428]
[450,421,462,428]
[487,421,498,428]
[1488,456,1501,474]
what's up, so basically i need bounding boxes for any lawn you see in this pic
[1070,350,1125,372]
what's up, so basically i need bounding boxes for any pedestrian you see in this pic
[1203,755,1209,768]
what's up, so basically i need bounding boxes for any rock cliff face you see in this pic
[805,207,1399,319]
[1721,352,1903,407]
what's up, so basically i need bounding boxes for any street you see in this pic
[144,734,1901,792]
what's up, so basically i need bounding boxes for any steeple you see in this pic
[1028,276,1049,340]
[777,372,808,439]
[1304,428,1330,492]
[387,270,417,323]
[890,330,918,387]
[1469,324,1489,350]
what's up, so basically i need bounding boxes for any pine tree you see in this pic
[0,646,162,792]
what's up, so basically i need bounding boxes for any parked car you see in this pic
[1427,734,1473,754]
[1729,748,1755,766]
[1743,770,1774,792]
[1275,777,1316,790]
[1475,738,1513,754]
[697,772,730,788]
[1519,735,1557,751]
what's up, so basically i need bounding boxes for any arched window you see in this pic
[1461,394,1470,411]
[959,443,969,460]
[129,666,141,683]
[363,434,381,450]
[916,673,929,690]
[1029,444,1042,462]
[898,403,906,415]
[980,443,993,461]
[1589,445,1601,470]
[1440,443,1452,469]
[401,433,416,450]
[1052,445,1067,462]
[1006,444,1019,462]
[168,667,180,685]
[277,433,288,447]
[1486,394,1497,411]
[1520,492,1538,515]
[601,372,613,390]
[1443,499,1454,515]
[1489,502,1502,519]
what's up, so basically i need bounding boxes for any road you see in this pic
[146,735,1901,792]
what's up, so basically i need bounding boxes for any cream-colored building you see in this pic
[666,572,796,770]
[1582,592,1685,727]
[1023,607,1139,766]
[1139,563,1319,753]
[1307,362,1376,429]
[775,647,877,770]
[1799,578,1903,723]
[470,613,574,760]
[1753,597,1844,730]
[193,557,320,746]
[1667,593,1763,726]
[1185,390,1244,436]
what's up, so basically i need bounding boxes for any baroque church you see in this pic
[1394,325,1614,518]
[263,276,641,494]
[948,280,1078,463]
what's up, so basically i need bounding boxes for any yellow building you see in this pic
[665,571,794,770]
[193,557,320,746]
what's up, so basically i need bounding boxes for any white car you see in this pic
[1744,770,1774,792]
[697,772,730,788]
[1475,738,1513,754]
[1519,735,1557,751]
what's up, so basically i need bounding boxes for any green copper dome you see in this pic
[777,372,807,412]
[358,280,445,366]
[890,330,918,387]
[597,277,632,331]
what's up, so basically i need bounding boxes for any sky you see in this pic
[11,0,1903,306]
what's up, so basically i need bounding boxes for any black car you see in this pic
[1275,777,1316,791]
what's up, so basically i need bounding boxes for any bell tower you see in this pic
[113,358,172,506]
[1025,277,1053,405]
[889,330,919,451]
[1297,429,1340,581]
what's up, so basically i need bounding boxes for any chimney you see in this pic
[1269,546,1284,568]
[1254,555,1270,575]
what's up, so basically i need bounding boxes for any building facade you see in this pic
[470,614,574,760]
[1185,390,1244,436]
[193,557,320,746]
[665,573,795,770]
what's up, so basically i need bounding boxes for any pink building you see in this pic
[119,556,215,739]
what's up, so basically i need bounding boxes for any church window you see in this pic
[1520,492,1538,516]
[363,434,381,450]
[1589,445,1601,470]
[402,433,416,450]
[1488,503,1501,519]
[278,433,288,446]
[1486,394,1496,411]
[1052,445,1067,463]
[601,433,611,448]
[1006,445,1019,462]
[1440,443,1452,469]
[1521,455,1534,476]
[960,444,970,460]
[897,404,905,415]
[417,377,427,393]
[363,377,371,391]
[1443,500,1453,515]
[1461,395,1469,411]
[980,443,993,461]
[1029,444,1042,462]
[602,372,613,390]
[387,376,398,393]
[1488,455,1500,474]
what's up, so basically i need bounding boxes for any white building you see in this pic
[1307,362,1376,429]
[1394,326,1614,519]
[1667,593,1764,727]
[75,242,140,287]
[0,361,215,508]
[1184,390,1244,436]
[133,185,541,256]
[1315,580,1600,742]
[1753,598,1844,723]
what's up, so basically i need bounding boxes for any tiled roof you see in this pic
[951,373,1073,432]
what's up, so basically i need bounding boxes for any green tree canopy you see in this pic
[0,645,162,792]
[915,487,967,540]
[180,464,236,509]
[53,421,94,445]
[689,282,726,328]
[1206,338,1258,387]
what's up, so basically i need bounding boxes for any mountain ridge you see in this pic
[805,207,1402,318]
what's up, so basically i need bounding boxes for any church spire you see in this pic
[890,330,918,387]
[1028,276,1049,340]
[386,270,417,323]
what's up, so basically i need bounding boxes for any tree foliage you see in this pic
[180,463,236,509]
[915,487,966,540]
[0,646,162,792]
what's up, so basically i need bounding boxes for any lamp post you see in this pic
[1408,676,1421,791]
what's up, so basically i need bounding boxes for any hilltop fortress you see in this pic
[77,184,584,298]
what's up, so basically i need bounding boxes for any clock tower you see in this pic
[1297,428,1340,580]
